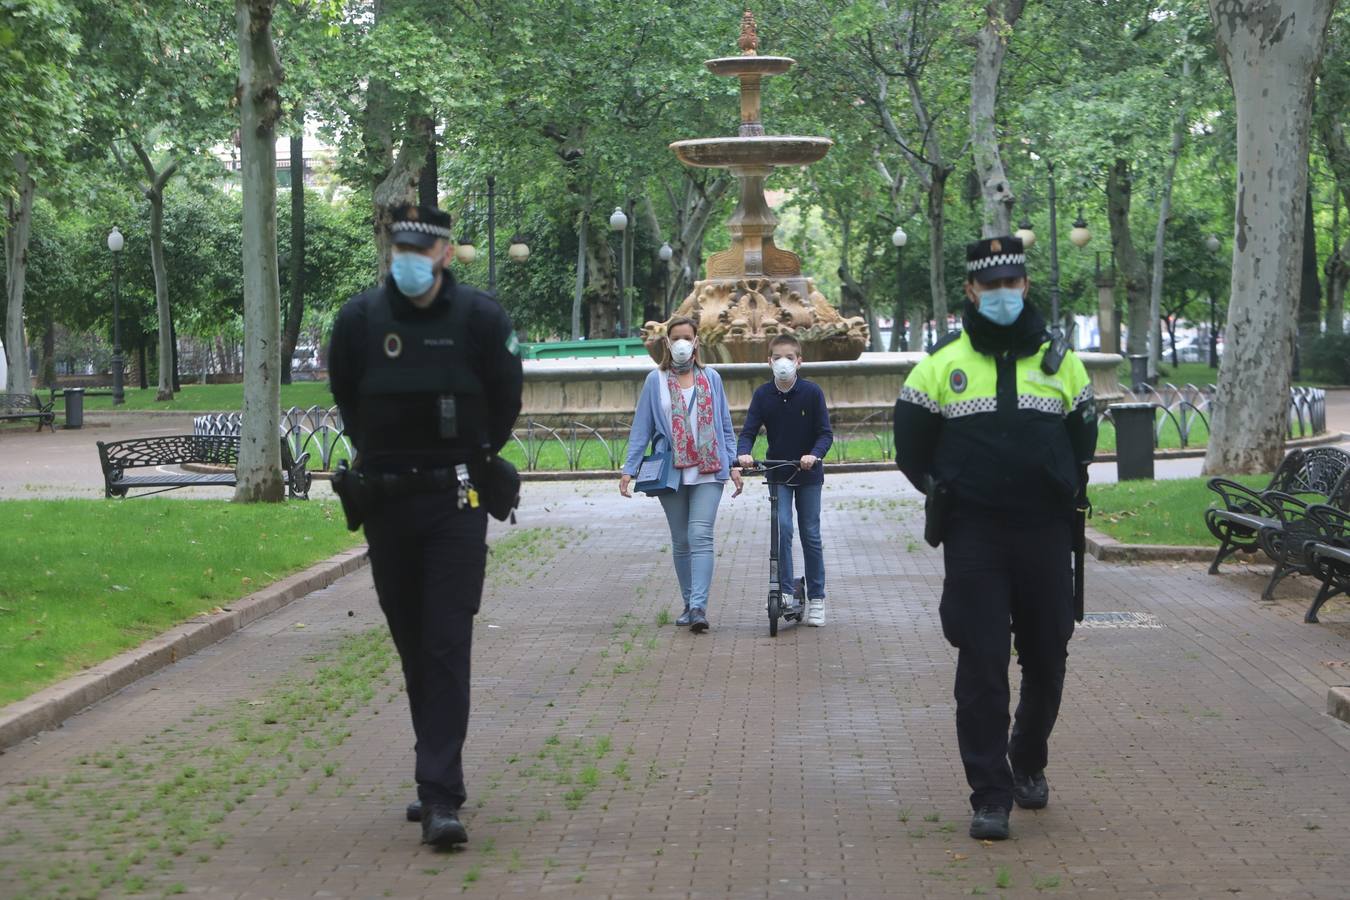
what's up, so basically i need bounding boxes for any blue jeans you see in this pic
[775,482,825,599]
[658,481,724,611]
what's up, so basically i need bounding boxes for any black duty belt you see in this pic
[362,464,480,510]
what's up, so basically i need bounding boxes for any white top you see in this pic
[659,374,718,486]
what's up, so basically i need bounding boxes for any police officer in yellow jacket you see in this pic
[893,235,1097,841]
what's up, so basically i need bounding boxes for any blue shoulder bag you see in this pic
[634,434,676,496]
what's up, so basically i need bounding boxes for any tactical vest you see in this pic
[356,287,485,463]
[899,330,1094,513]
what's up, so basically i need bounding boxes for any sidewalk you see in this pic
[1,473,1347,898]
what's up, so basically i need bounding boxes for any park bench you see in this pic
[1204,446,1350,575]
[1304,505,1350,624]
[1252,472,1350,601]
[0,392,56,432]
[96,435,312,500]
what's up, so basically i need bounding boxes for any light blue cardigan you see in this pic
[622,366,739,485]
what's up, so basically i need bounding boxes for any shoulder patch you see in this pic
[506,331,520,356]
[929,330,963,354]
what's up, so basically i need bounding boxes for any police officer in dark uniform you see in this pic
[892,235,1097,841]
[328,204,523,848]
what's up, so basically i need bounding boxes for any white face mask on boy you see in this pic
[772,357,798,382]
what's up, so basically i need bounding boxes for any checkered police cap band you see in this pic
[391,220,453,240]
[966,253,1027,273]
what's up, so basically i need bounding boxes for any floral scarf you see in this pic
[667,368,721,474]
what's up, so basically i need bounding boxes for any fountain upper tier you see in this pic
[704,55,795,77]
[670,135,833,170]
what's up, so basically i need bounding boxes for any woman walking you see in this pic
[620,317,742,632]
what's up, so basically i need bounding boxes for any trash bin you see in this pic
[1127,354,1150,392]
[1111,402,1155,481]
[63,387,84,430]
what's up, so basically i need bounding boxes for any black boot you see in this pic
[969,806,1010,841]
[689,607,709,633]
[406,799,422,822]
[1012,770,1049,810]
[421,805,468,848]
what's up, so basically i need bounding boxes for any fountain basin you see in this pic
[670,136,833,169]
[704,55,795,77]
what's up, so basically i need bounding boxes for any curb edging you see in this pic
[0,545,370,752]
[1328,686,1350,726]
[1085,526,1214,563]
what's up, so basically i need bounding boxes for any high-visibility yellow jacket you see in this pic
[893,305,1098,518]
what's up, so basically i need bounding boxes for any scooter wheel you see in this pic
[768,592,780,637]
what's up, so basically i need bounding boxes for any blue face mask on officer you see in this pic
[975,286,1025,326]
[390,251,438,298]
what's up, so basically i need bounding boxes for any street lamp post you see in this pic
[1046,161,1061,327]
[1205,233,1221,368]
[609,205,629,336]
[891,225,908,351]
[487,175,497,293]
[658,241,674,318]
[107,227,125,405]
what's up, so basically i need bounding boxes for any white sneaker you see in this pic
[806,598,826,627]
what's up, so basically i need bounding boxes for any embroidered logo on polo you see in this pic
[383,333,403,358]
[949,369,968,393]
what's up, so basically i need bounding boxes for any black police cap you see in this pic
[389,204,454,249]
[965,235,1027,284]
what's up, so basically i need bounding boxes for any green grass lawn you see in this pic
[1088,473,1267,546]
[499,434,896,472]
[1122,359,1339,390]
[0,499,362,706]
[46,382,336,412]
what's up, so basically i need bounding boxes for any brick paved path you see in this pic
[2,471,1349,898]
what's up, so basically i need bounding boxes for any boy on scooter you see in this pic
[736,334,834,626]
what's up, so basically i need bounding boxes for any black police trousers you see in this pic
[938,513,1075,813]
[364,491,488,810]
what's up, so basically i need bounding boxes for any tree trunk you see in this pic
[970,0,1025,236]
[170,312,181,392]
[1147,58,1192,380]
[1297,185,1322,354]
[585,217,619,338]
[418,113,438,208]
[3,154,35,395]
[1107,158,1152,357]
[148,185,173,400]
[281,121,305,385]
[927,170,952,335]
[234,0,285,503]
[40,309,55,389]
[132,144,180,401]
[572,196,589,340]
[1203,0,1335,475]
[1328,237,1348,335]
[371,138,422,279]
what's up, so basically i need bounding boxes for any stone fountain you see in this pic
[643,10,870,364]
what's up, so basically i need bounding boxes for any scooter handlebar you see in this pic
[739,459,803,476]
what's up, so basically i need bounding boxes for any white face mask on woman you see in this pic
[669,338,696,368]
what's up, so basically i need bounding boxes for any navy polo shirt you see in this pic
[736,378,834,485]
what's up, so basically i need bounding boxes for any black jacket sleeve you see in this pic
[474,300,524,454]
[327,297,366,453]
[811,384,834,459]
[893,397,942,495]
[1065,402,1098,496]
